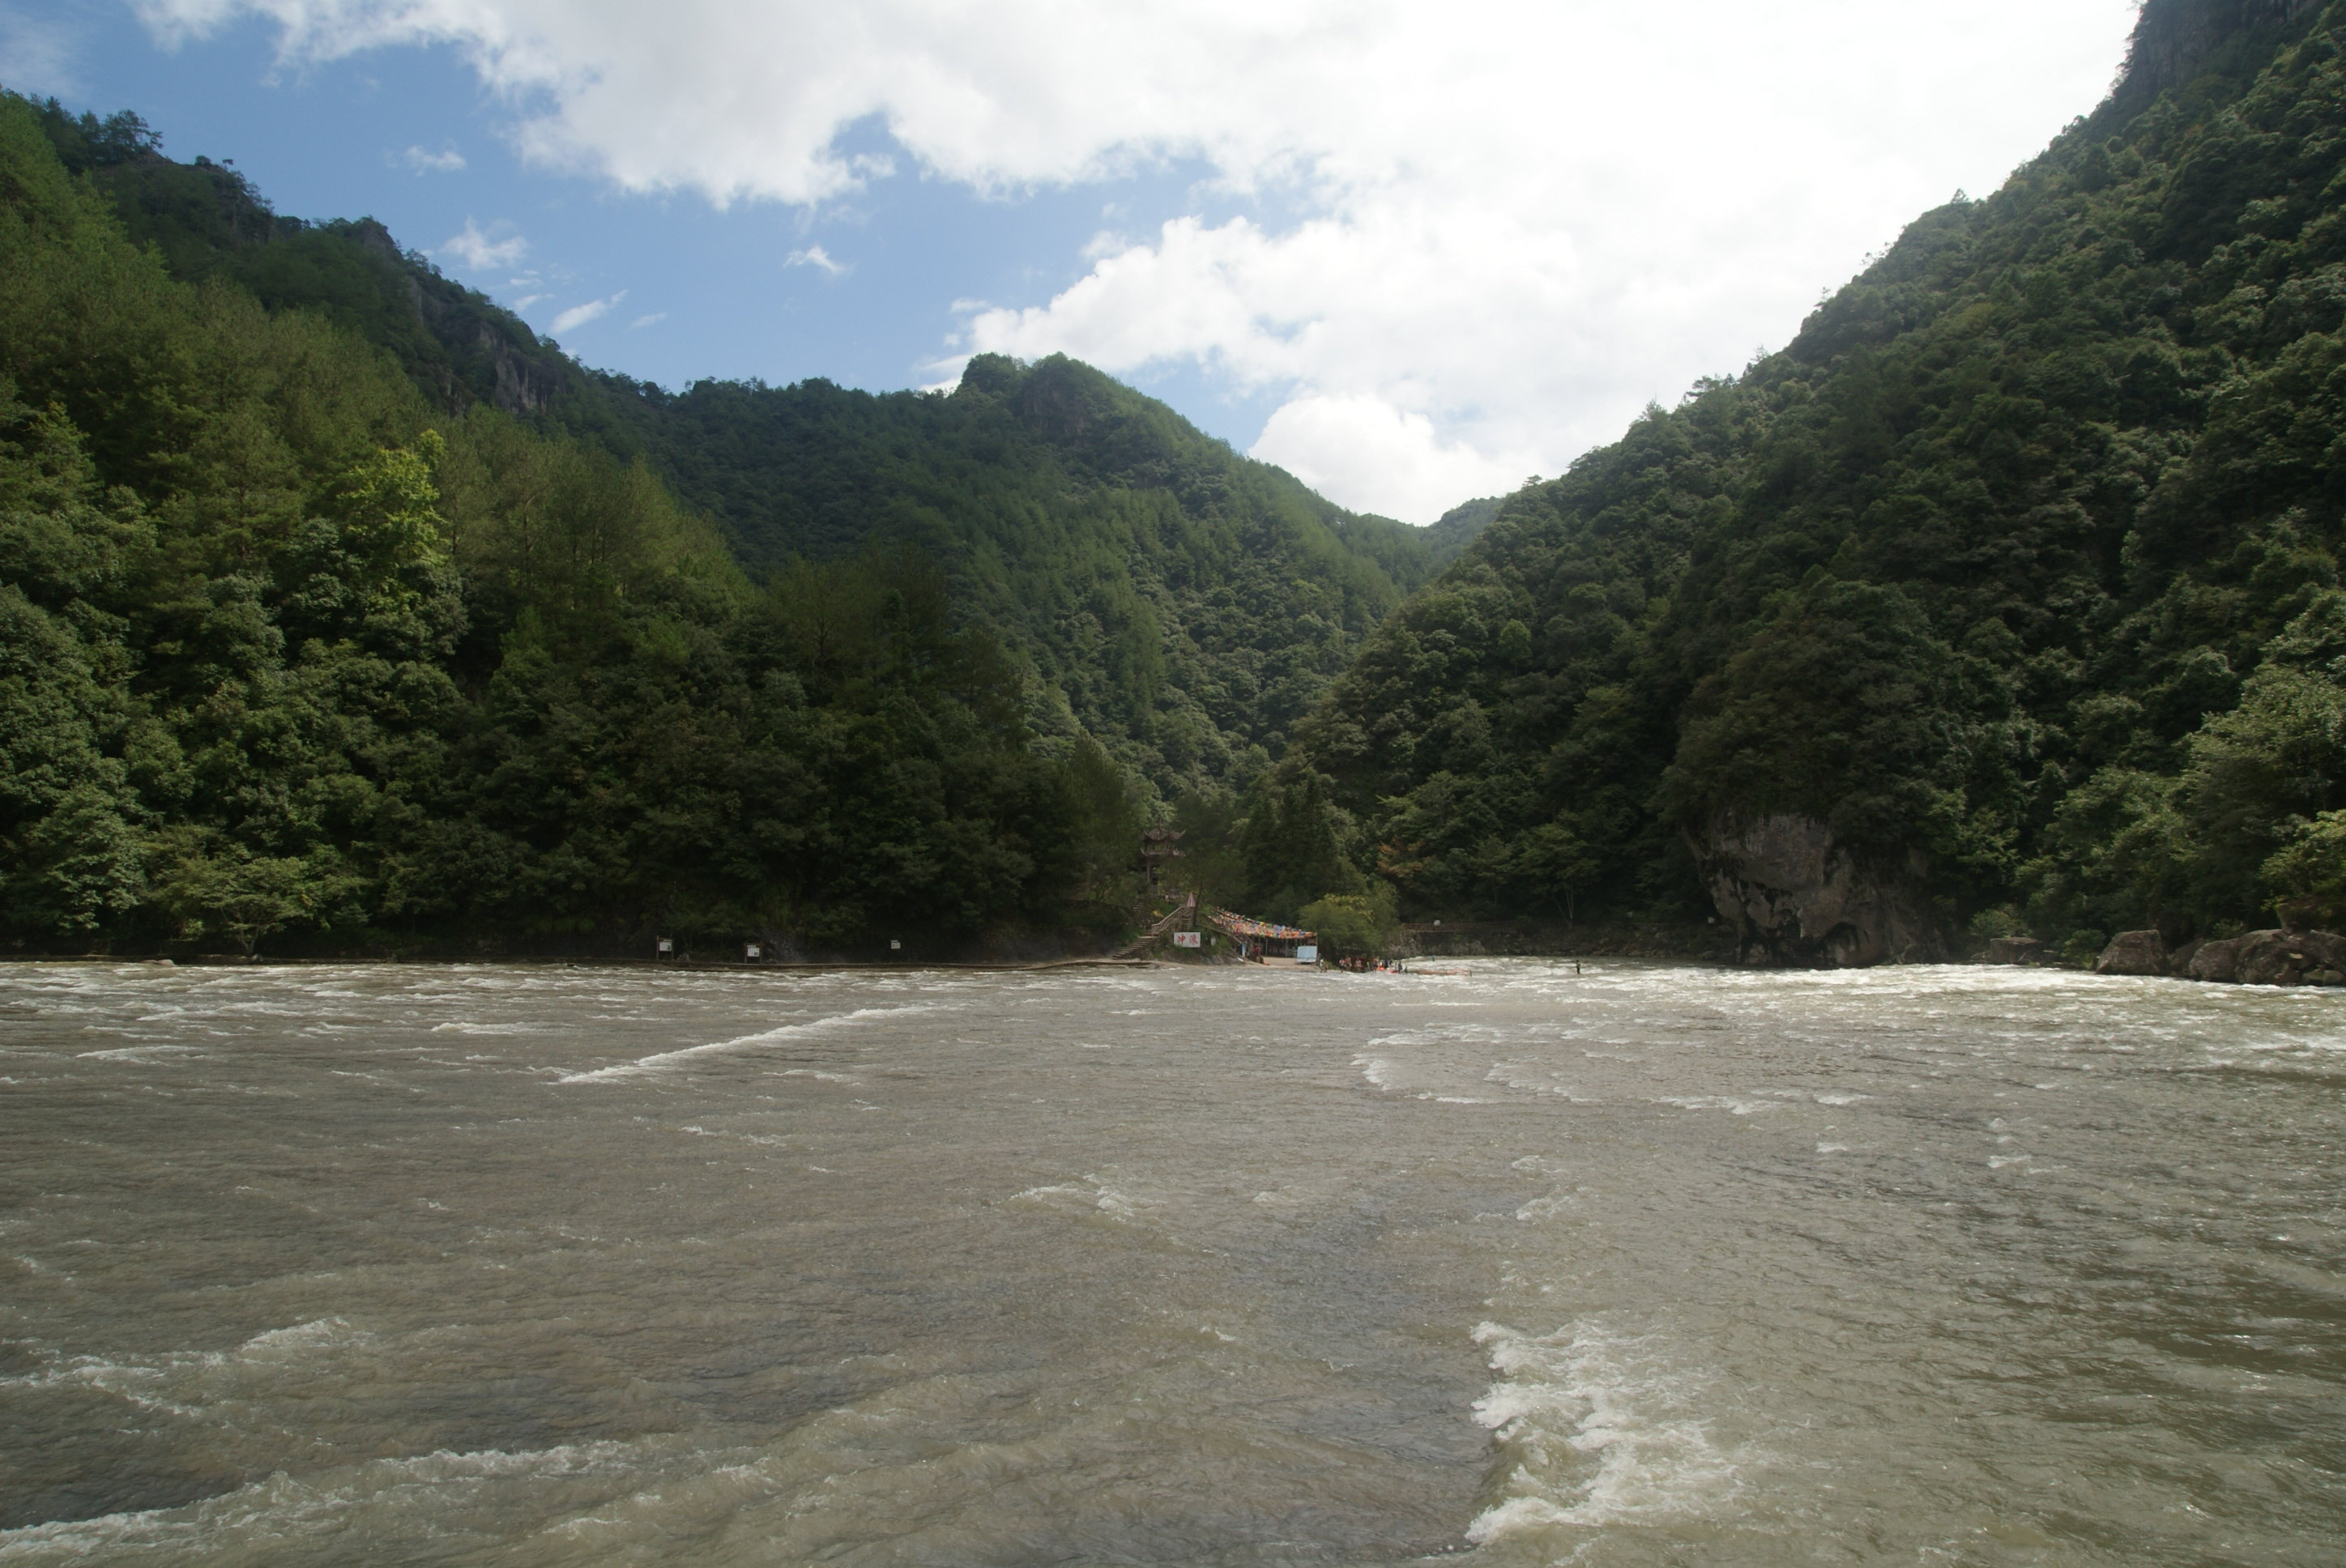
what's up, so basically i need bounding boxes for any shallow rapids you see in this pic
[1,957,2340,1565]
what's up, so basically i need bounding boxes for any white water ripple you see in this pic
[555,1004,944,1083]
[1467,1318,1751,1540]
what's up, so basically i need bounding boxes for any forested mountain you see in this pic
[0,93,1141,957]
[1422,496,1501,568]
[1294,0,2346,962]
[577,357,1442,786]
[36,0,2339,967]
[31,103,1444,796]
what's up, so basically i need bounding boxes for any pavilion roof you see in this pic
[1205,907,1315,940]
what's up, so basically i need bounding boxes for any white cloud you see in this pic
[551,290,625,334]
[438,217,527,271]
[140,0,2143,519]
[401,143,465,173]
[629,311,666,329]
[786,244,848,277]
[1252,394,1533,524]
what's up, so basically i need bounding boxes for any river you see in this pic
[0,957,2339,1565]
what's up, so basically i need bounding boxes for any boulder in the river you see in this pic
[1693,814,1940,967]
[2185,937,2242,982]
[2093,930,2169,976]
[2232,928,2346,986]
[2183,929,2346,984]
[1983,936,2041,965]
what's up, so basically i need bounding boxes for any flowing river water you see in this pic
[0,957,2340,1565]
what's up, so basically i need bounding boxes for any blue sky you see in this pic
[0,4,1286,432]
[1,1,2142,522]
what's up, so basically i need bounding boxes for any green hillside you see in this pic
[1421,496,1500,568]
[578,356,1442,786]
[0,92,1131,957]
[1297,0,2346,961]
[31,99,1444,797]
[34,0,2335,965]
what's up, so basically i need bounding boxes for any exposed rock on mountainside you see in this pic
[1696,816,1942,966]
[2122,0,2318,97]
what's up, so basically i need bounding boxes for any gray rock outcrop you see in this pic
[2239,929,2346,986]
[1984,936,2041,965]
[2185,937,2241,982]
[2093,930,2169,975]
[2184,929,2346,985]
[1694,815,1940,967]
[2122,0,2316,100]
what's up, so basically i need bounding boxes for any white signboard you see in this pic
[1172,930,1202,948]
[745,944,761,959]
[1295,945,1319,963]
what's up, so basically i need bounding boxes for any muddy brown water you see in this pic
[0,958,2340,1564]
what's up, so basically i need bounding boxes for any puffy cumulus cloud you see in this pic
[131,0,1346,200]
[1252,395,1534,524]
[437,217,525,271]
[138,0,2141,519]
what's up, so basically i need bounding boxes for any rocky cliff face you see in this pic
[1694,815,1943,967]
[2122,0,2316,98]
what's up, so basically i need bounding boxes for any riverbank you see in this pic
[0,952,1160,974]
[1393,918,1730,962]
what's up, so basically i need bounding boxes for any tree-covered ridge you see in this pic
[1421,496,1501,569]
[30,99,575,424]
[0,92,1128,956]
[23,99,1449,803]
[1298,0,2346,953]
[579,355,1442,791]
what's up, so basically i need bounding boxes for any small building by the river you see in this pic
[1207,908,1316,962]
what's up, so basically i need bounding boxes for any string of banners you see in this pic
[1205,909,1316,941]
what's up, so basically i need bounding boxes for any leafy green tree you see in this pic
[2262,807,2346,927]
[1238,769,1363,922]
[1051,735,1142,914]
[152,835,364,956]
[1297,886,1398,959]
